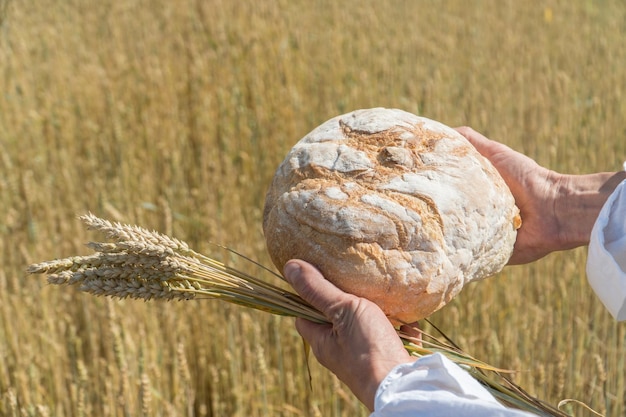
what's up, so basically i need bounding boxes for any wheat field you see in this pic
[1,0,625,416]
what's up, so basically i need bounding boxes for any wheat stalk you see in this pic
[28,214,585,417]
[28,213,328,321]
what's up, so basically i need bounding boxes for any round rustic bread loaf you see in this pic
[263,108,521,323]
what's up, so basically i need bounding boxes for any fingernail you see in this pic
[283,261,302,283]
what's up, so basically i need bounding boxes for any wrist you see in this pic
[362,356,416,411]
[554,171,626,250]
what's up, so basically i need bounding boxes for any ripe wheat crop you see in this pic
[1,0,625,416]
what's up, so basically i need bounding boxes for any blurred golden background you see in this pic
[1,1,625,415]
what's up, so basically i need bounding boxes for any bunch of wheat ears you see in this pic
[28,213,591,417]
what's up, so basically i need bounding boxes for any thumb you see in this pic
[283,261,334,348]
[283,259,347,317]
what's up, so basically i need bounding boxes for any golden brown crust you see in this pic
[263,108,519,323]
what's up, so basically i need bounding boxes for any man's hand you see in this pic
[456,126,625,264]
[284,259,415,411]
[456,126,564,264]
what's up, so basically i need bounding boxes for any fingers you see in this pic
[454,126,483,145]
[454,126,490,148]
[283,259,347,317]
[399,322,422,346]
[454,126,512,160]
[399,322,421,337]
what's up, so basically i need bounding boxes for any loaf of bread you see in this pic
[263,108,521,323]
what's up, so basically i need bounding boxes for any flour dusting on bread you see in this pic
[263,108,520,323]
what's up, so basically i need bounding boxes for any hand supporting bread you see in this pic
[283,259,415,412]
[456,126,626,264]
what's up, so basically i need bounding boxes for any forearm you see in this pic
[554,171,626,250]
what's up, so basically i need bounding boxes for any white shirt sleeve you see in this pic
[371,353,537,417]
[587,179,626,321]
